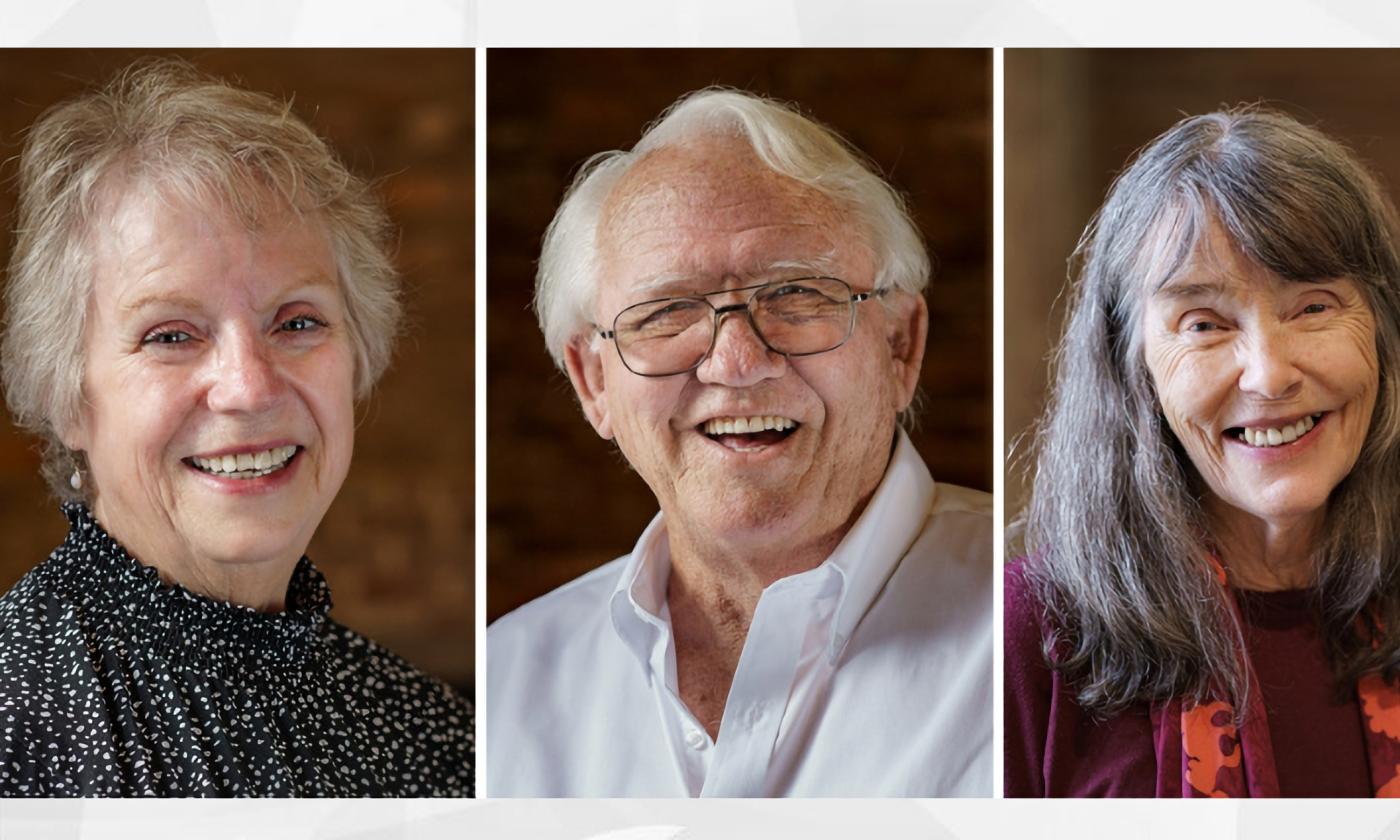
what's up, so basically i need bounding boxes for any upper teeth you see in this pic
[1240,416,1317,448]
[703,415,797,435]
[191,445,297,476]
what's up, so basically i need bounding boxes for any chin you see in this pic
[699,489,811,536]
[192,534,309,567]
[1222,489,1331,525]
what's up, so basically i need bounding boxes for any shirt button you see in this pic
[684,729,707,750]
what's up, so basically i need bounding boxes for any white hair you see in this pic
[534,87,930,369]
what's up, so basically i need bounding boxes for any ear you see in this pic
[885,291,928,410]
[55,405,90,453]
[563,335,614,440]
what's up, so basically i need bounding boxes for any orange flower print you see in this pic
[1361,673,1400,741]
[1183,700,1239,797]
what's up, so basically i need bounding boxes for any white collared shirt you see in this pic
[487,431,992,797]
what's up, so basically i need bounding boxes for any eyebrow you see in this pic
[1151,279,1231,301]
[120,292,205,315]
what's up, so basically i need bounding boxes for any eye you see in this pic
[1300,302,1329,316]
[1178,308,1227,335]
[624,299,706,338]
[769,283,820,298]
[278,314,328,333]
[141,327,193,346]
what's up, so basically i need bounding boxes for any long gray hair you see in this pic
[1018,107,1400,714]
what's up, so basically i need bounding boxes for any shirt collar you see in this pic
[822,429,934,663]
[608,513,673,676]
[606,429,933,670]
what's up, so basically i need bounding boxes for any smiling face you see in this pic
[564,138,926,556]
[66,183,356,605]
[1142,222,1379,533]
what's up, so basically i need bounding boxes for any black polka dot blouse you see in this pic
[0,504,474,796]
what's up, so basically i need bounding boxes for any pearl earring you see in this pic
[70,469,82,491]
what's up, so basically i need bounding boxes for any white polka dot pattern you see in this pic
[0,504,474,796]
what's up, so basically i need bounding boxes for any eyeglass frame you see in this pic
[595,276,888,377]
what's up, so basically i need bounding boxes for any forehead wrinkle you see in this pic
[624,252,845,299]
[1148,209,1273,297]
[600,139,849,246]
[127,270,337,310]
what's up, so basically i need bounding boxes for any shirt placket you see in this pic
[647,612,714,795]
[698,573,826,797]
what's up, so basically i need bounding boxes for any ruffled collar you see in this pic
[38,503,333,673]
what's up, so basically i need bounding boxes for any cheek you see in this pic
[90,368,194,456]
[607,367,682,428]
[302,349,357,441]
[1147,344,1214,430]
[1337,328,1380,400]
[803,353,891,438]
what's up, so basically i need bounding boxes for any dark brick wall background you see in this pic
[1006,49,1400,528]
[487,49,991,622]
[0,49,474,690]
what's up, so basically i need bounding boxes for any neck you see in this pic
[663,499,858,619]
[662,516,852,741]
[1206,498,1324,591]
[91,502,297,612]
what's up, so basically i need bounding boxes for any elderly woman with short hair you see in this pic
[1006,108,1400,797]
[0,59,472,796]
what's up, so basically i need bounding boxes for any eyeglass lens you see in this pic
[613,277,856,376]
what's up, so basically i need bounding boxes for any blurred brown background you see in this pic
[488,49,991,622]
[0,49,474,691]
[1006,49,1400,529]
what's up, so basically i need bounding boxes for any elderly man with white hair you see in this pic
[488,88,992,797]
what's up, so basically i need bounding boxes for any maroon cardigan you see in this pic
[1004,560,1371,797]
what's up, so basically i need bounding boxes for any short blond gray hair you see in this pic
[2,58,401,500]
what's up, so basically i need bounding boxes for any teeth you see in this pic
[1239,415,1318,448]
[703,415,798,436]
[190,445,297,478]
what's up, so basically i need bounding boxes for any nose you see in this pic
[1236,325,1303,401]
[205,328,285,413]
[694,307,786,387]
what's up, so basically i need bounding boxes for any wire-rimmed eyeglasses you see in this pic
[597,276,885,377]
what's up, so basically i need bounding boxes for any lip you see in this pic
[182,443,304,495]
[692,416,802,461]
[691,408,803,425]
[187,439,302,459]
[1226,411,1325,430]
[1224,411,1329,462]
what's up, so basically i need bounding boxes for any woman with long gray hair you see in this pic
[1006,108,1400,797]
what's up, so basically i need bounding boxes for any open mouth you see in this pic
[1226,413,1324,449]
[701,415,799,449]
[185,445,300,479]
